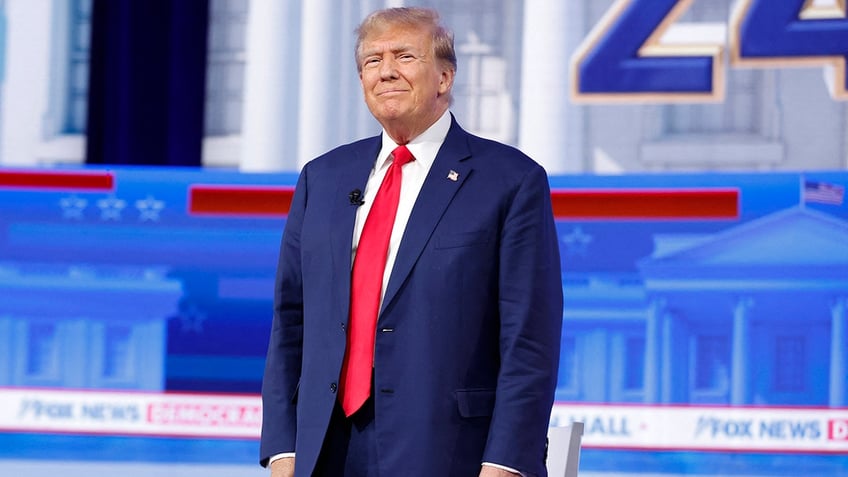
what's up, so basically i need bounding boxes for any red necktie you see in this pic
[340,145,415,416]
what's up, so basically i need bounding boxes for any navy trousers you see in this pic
[313,396,379,476]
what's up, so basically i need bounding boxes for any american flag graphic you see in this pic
[803,180,845,205]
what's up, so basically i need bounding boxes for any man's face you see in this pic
[358,25,453,135]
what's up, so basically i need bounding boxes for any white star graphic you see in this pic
[97,196,127,221]
[176,303,207,333]
[561,226,593,256]
[59,195,88,220]
[135,195,165,222]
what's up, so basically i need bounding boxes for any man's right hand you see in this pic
[270,456,295,477]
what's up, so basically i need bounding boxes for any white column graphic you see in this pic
[0,315,11,385]
[843,103,848,169]
[731,298,753,405]
[644,299,665,403]
[660,311,674,403]
[831,298,847,407]
[518,0,584,173]
[0,0,55,165]
[240,0,302,171]
[297,0,339,167]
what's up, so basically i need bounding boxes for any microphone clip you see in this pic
[349,189,365,206]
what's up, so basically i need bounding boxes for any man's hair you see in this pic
[354,7,457,74]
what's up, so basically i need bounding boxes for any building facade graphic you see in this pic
[1,0,846,173]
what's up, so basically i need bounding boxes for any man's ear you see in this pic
[439,68,455,95]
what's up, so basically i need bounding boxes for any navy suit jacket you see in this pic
[260,117,563,476]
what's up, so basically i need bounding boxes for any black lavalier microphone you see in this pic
[349,189,364,206]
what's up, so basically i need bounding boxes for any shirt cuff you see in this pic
[267,452,295,467]
[482,462,526,476]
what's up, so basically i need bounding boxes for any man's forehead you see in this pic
[361,26,430,51]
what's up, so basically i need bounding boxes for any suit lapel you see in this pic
[380,120,472,315]
[329,138,381,321]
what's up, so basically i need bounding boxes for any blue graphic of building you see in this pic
[1,168,847,475]
[0,264,179,390]
[558,205,848,407]
[641,206,847,407]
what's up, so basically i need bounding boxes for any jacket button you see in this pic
[340,323,346,331]
[330,382,337,393]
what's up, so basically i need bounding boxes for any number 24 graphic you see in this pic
[571,0,848,102]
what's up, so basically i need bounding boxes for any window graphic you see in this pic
[205,0,249,136]
[25,323,59,379]
[774,335,806,392]
[624,336,645,391]
[66,0,92,133]
[559,336,577,391]
[694,335,729,391]
[102,325,134,381]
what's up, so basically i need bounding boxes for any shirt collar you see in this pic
[376,110,452,171]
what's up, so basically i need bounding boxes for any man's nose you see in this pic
[379,57,399,79]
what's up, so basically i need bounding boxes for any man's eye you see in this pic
[364,58,380,67]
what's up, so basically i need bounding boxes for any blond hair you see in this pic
[354,7,457,73]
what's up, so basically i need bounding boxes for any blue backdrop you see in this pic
[0,166,846,475]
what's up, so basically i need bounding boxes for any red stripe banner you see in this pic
[188,185,738,220]
[550,188,739,220]
[0,170,114,191]
[188,185,295,216]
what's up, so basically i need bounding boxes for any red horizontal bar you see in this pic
[0,170,114,191]
[188,186,738,220]
[551,188,739,220]
[189,185,294,216]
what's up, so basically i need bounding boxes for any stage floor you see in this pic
[0,460,268,477]
[0,460,799,477]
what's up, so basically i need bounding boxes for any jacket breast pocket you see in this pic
[435,230,491,249]
[455,388,496,418]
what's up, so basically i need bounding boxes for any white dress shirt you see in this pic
[350,109,451,298]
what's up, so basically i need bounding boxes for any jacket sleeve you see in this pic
[483,163,563,476]
[259,166,309,466]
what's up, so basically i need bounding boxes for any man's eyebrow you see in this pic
[361,44,418,57]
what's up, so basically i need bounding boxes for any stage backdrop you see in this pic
[0,166,846,476]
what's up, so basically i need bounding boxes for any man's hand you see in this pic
[269,456,295,477]
[479,465,521,476]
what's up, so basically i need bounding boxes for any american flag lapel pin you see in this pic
[447,170,459,182]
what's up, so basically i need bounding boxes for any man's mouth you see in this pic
[378,89,407,96]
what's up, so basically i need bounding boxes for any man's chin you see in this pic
[371,107,409,124]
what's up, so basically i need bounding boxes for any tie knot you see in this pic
[392,145,415,167]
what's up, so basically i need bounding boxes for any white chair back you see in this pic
[546,422,584,477]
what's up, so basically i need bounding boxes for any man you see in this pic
[260,7,562,477]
